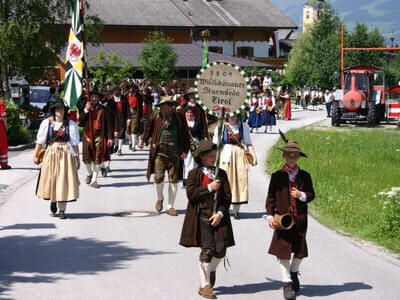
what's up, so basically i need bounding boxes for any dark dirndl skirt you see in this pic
[262,109,276,126]
[248,110,262,128]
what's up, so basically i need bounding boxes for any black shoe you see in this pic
[182,179,186,187]
[129,144,132,150]
[290,271,300,292]
[85,174,92,184]
[101,167,107,177]
[50,202,57,216]
[113,145,118,153]
[59,211,67,219]
[283,282,295,299]
[1,165,11,170]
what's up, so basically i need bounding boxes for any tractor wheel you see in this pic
[367,102,377,126]
[331,102,341,127]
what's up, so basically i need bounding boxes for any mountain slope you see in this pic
[270,0,400,44]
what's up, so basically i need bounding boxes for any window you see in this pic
[209,46,223,54]
[237,47,254,58]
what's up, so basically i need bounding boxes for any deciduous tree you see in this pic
[138,31,177,80]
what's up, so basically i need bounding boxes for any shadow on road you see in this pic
[299,282,373,297]
[66,213,111,219]
[100,182,151,188]
[107,174,143,179]
[214,278,282,295]
[231,212,265,219]
[110,168,147,173]
[0,223,56,230]
[0,235,172,296]
[111,158,147,162]
[1,167,39,171]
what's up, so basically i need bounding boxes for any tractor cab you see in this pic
[333,65,385,126]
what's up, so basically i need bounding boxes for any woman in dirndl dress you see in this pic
[34,98,80,219]
[262,89,277,134]
[213,114,257,219]
[281,89,292,120]
[183,107,207,187]
[247,92,262,133]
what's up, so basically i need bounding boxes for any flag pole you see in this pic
[79,0,94,152]
[80,0,91,102]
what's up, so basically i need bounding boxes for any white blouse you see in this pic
[36,118,80,156]
[213,122,252,163]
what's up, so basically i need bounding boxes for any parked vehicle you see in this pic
[332,65,385,126]
[29,86,51,110]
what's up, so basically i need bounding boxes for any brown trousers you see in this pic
[154,152,180,184]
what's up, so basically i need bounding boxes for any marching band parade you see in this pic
[23,76,312,299]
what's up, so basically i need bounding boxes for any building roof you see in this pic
[61,43,271,68]
[87,0,297,29]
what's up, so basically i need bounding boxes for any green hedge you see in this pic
[4,100,32,146]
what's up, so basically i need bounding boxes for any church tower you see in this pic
[303,0,325,32]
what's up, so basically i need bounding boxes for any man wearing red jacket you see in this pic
[0,98,11,169]
[126,84,142,151]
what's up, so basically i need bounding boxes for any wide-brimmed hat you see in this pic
[277,141,307,158]
[157,95,177,106]
[50,98,67,110]
[184,87,196,96]
[198,140,217,155]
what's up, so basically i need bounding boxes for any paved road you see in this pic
[0,109,399,300]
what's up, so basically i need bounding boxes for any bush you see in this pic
[4,100,32,146]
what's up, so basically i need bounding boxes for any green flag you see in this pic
[201,30,210,68]
[64,0,84,109]
[202,38,208,68]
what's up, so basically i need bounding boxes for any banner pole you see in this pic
[213,106,225,213]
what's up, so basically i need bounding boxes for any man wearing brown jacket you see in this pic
[140,96,190,216]
[78,92,114,188]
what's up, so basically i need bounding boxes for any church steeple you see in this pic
[303,0,326,32]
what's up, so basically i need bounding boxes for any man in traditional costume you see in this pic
[138,86,153,147]
[126,84,143,152]
[265,137,315,299]
[112,86,129,156]
[140,96,190,216]
[100,90,118,175]
[0,98,11,169]
[180,140,235,299]
[78,92,114,188]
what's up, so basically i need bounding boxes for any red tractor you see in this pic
[332,65,385,126]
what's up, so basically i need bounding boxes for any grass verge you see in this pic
[266,127,400,254]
